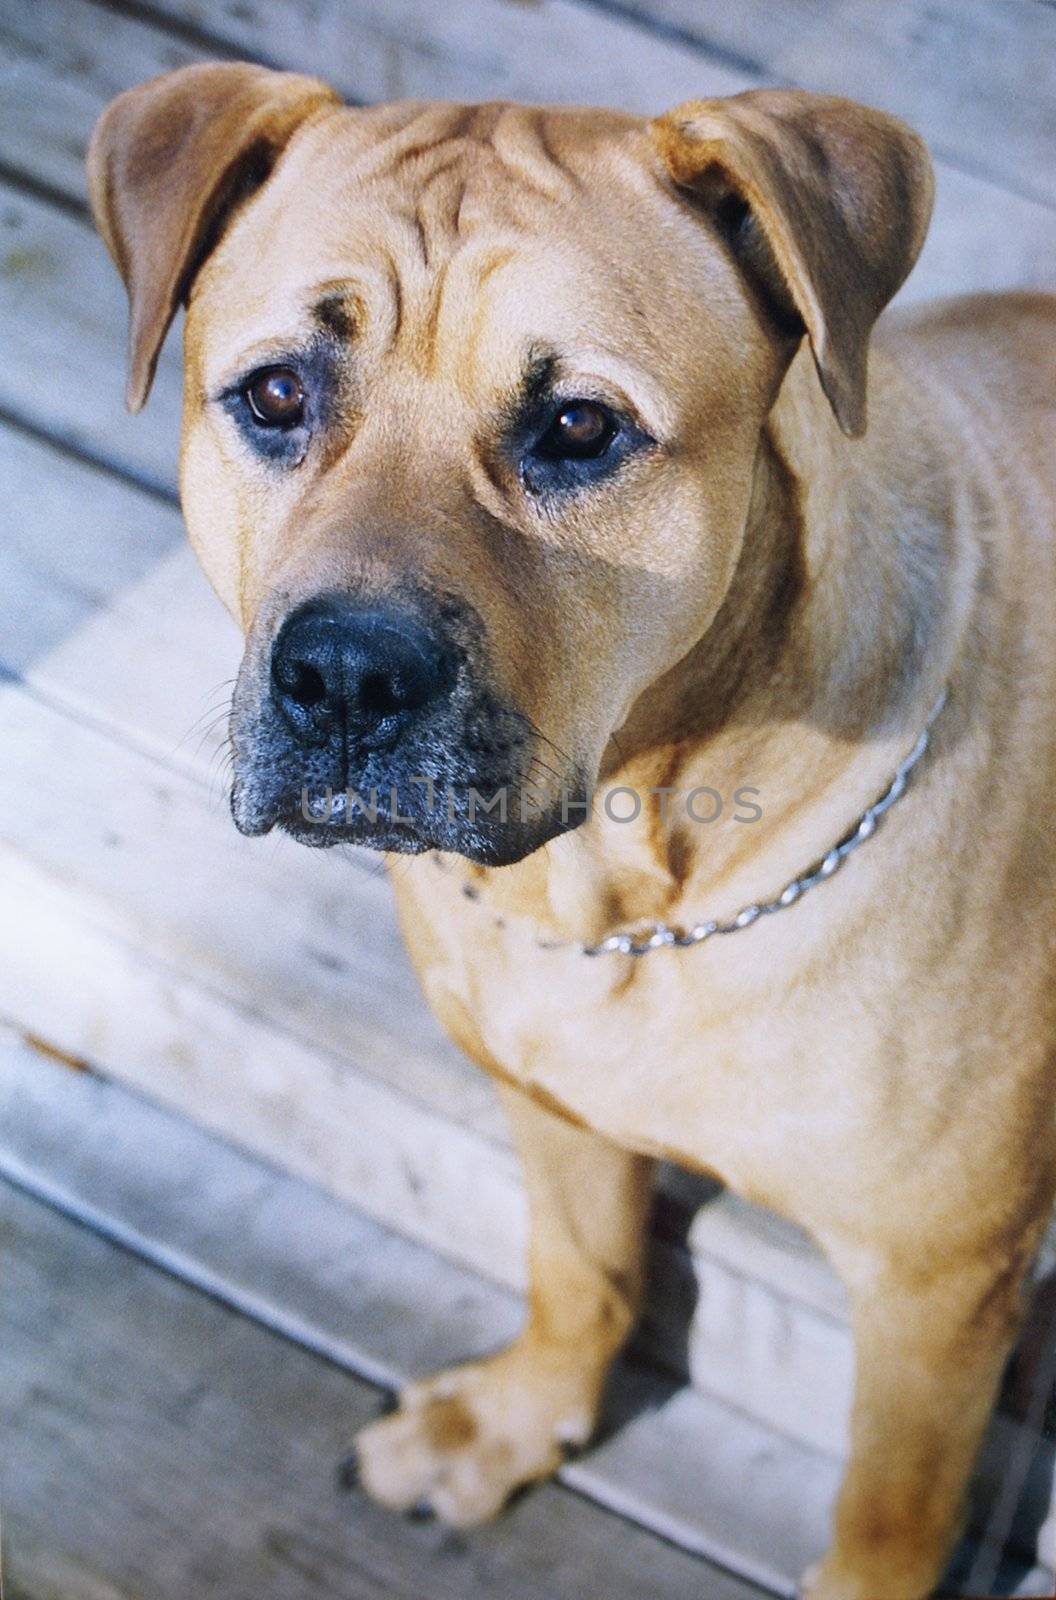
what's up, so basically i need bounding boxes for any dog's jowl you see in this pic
[89,63,1056,1600]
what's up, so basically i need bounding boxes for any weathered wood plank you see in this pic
[5,1539,139,1600]
[0,814,524,1285]
[2,1041,1051,1593]
[0,1026,522,1384]
[0,0,205,207]
[0,423,179,676]
[0,1038,837,1595]
[0,1170,771,1599]
[0,185,183,493]
[0,0,743,193]
[604,0,1056,208]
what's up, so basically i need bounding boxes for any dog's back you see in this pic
[888,290,1056,439]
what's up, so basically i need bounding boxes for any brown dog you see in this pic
[88,63,1056,1599]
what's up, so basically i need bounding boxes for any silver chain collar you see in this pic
[513,687,948,958]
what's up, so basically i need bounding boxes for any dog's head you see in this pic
[89,64,932,865]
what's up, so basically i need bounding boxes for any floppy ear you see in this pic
[650,90,934,437]
[88,62,340,413]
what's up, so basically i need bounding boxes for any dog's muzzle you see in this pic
[228,591,586,866]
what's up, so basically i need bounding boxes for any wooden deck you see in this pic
[6,1038,1056,1599]
[0,1041,775,1600]
[0,1037,809,1600]
[1,1,1056,1595]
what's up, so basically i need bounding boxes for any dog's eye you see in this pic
[534,401,618,461]
[244,367,305,428]
[519,397,651,500]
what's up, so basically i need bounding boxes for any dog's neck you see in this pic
[462,342,979,944]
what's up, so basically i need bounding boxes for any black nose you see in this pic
[270,599,457,746]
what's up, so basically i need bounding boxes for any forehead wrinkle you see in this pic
[404,178,527,374]
[342,102,484,186]
[413,155,475,266]
[490,107,585,202]
[385,154,482,369]
[315,106,645,380]
[368,120,573,357]
[385,251,405,346]
[450,246,519,393]
[352,107,600,374]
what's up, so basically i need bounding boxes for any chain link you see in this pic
[540,688,949,958]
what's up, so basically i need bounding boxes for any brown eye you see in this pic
[245,367,305,428]
[535,400,617,461]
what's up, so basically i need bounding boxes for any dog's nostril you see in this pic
[358,669,403,719]
[281,660,327,708]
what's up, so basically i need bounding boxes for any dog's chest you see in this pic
[410,889,892,1209]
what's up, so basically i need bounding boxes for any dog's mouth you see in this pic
[232,767,584,867]
[253,790,433,854]
[229,697,589,867]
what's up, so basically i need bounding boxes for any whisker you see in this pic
[515,709,577,771]
[524,753,564,788]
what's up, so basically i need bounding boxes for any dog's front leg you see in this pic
[804,1240,1035,1600]
[355,1085,654,1526]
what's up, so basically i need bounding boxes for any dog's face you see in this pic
[180,100,787,863]
[90,68,932,864]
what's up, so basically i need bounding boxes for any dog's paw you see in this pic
[352,1342,598,1528]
